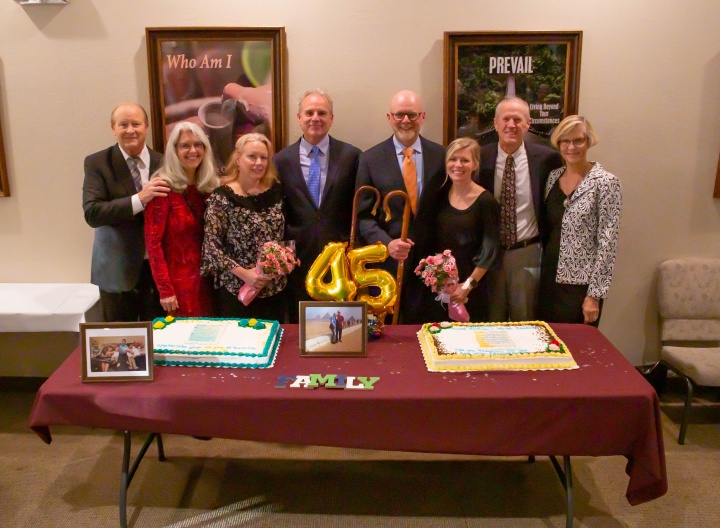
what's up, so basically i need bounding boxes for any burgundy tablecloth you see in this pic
[29,323,666,505]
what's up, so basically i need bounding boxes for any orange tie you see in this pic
[402,147,418,214]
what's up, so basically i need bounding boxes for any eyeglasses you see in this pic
[177,142,206,151]
[390,112,422,122]
[558,137,587,148]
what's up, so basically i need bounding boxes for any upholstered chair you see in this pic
[657,258,720,444]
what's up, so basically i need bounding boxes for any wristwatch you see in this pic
[462,277,478,291]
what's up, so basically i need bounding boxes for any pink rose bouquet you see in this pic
[238,241,300,306]
[414,250,469,322]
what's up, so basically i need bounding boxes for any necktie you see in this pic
[402,147,418,214]
[500,154,517,248]
[307,145,321,207]
[127,156,142,192]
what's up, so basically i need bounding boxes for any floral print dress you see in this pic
[201,181,286,298]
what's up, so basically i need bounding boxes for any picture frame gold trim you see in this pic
[146,26,286,171]
[714,150,720,198]
[444,31,582,145]
[0,96,9,197]
[299,301,368,358]
[80,322,154,382]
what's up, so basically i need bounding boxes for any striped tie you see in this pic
[127,156,142,192]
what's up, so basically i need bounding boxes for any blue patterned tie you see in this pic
[127,156,142,192]
[307,145,321,207]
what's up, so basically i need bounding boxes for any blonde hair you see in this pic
[151,121,219,194]
[444,137,480,184]
[550,115,599,149]
[221,133,278,188]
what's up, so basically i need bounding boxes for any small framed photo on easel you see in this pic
[299,301,367,357]
[80,322,154,382]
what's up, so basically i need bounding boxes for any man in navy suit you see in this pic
[477,97,563,322]
[82,103,170,322]
[355,90,445,321]
[274,89,361,322]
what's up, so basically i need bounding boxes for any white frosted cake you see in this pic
[152,317,281,368]
[418,321,578,372]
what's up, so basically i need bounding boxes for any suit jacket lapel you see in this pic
[525,142,543,218]
[322,136,341,202]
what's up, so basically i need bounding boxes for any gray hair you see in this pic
[494,97,531,121]
[297,89,334,114]
[151,121,219,194]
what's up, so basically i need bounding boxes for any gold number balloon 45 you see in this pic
[346,243,397,313]
[305,241,398,315]
[305,242,358,301]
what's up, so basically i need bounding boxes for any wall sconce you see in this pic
[15,1,68,4]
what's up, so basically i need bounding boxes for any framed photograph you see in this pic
[146,27,286,172]
[80,322,154,382]
[714,150,720,198]
[444,31,583,145]
[299,302,368,357]
[0,92,9,197]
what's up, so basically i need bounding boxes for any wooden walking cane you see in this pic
[382,190,412,325]
[349,186,381,250]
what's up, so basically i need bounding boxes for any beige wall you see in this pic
[1,0,719,365]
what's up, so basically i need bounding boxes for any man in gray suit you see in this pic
[82,102,170,322]
[355,90,445,321]
[274,89,361,322]
[477,97,563,321]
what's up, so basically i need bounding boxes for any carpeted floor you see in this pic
[1,377,719,528]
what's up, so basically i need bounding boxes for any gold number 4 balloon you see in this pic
[305,242,358,301]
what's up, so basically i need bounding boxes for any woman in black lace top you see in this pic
[201,133,286,320]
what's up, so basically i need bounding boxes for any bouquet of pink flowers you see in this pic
[238,241,300,306]
[414,250,470,322]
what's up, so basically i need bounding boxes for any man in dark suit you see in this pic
[356,90,445,321]
[274,89,361,322]
[82,102,170,322]
[476,97,563,322]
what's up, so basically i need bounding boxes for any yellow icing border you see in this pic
[417,321,579,372]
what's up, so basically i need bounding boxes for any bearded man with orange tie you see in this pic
[355,90,445,322]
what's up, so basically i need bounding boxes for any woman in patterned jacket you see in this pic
[538,116,622,326]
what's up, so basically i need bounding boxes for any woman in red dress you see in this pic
[144,122,219,316]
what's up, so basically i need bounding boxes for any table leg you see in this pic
[119,431,165,528]
[549,455,574,528]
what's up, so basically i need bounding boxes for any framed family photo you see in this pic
[444,31,583,145]
[715,150,720,198]
[146,27,286,172]
[0,93,9,197]
[299,302,368,357]
[80,322,154,382]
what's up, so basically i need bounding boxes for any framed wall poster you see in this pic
[146,27,286,171]
[0,96,9,197]
[80,322,154,382]
[714,150,720,198]
[299,301,368,357]
[444,31,582,145]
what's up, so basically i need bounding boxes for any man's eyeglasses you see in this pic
[558,137,587,148]
[390,112,422,122]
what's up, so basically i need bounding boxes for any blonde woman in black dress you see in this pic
[413,137,501,323]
